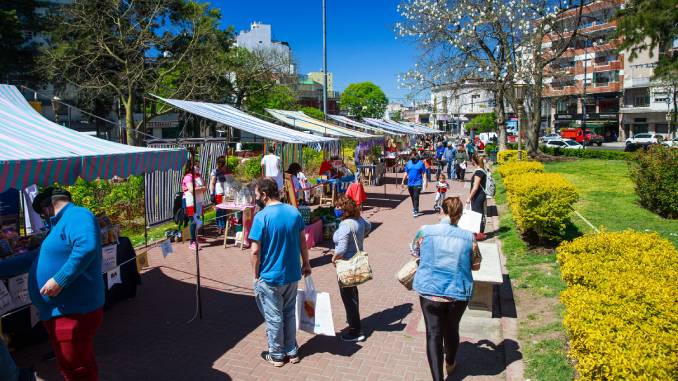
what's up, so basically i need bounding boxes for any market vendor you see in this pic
[0,187,104,381]
[210,156,228,235]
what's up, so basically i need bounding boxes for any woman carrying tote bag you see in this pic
[409,197,481,380]
[331,196,371,342]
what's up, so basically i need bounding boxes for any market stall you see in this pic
[0,84,187,343]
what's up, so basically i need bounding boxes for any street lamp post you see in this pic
[322,0,328,120]
[514,82,527,160]
[581,33,590,149]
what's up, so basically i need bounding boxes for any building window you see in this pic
[593,71,619,86]
[655,123,669,133]
[633,95,650,107]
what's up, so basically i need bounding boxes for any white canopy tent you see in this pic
[266,109,377,139]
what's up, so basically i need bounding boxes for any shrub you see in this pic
[226,156,240,172]
[497,149,528,164]
[302,147,324,177]
[557,231,678,380]
[235,156,262,182]
[539,145,633,160]
[497,161,544,178]
[504,173,578,241]
[628,145,678,219]
[65,176,144,227]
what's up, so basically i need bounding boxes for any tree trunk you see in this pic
[495,88,507,150]
[526,71,544,157]
[124,89,136,146]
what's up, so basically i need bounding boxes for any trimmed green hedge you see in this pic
[539,146,633,160]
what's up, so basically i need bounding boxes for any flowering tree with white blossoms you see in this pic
[397,0,587,156]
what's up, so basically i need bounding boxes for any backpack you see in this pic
[172,192,187,225]
[481,169,496,198]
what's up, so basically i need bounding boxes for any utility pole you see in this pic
[322,0,328,120]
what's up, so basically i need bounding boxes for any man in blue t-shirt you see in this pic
[401,150,427,217]
[249,178,311,367]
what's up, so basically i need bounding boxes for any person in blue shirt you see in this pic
[401,150,428,217]
[442,142,457,180]
[435,142,445,161]
[0,187,104,381]
[249,178,312,367]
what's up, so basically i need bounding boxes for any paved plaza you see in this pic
[15,172,522,381]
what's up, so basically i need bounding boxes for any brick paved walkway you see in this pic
[15,170,523,381]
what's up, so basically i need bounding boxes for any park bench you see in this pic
[469,242,504,312]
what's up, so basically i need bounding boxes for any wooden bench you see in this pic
[469,242,504,312]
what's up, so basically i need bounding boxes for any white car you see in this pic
[541,133,561,143]
[545,139,584,149]
[662,137,678,148]
[625,133,662,145]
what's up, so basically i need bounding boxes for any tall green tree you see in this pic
[0,0,41,85]
[340,82,388,118]
[226,47,293,109]
[245,84,297,116]
[40,0,230,145]
[466,112,496,133]
[616,0,678,80]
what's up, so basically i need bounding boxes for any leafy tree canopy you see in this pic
[299,106,324,120]
[616,0,678,80]
[245,84,297,116]
[466,112,496,133]
[340,82,388,118]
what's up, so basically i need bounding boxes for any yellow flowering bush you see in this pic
[557,231,678,380]
[497,161,544,178]
[504,173,578,240]
[497,149,528,164]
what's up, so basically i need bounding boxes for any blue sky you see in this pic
[210,0,425,103]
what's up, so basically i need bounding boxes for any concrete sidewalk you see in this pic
[14,170,523,381]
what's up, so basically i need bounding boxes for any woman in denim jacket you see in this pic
[410,197,481,380]
[332,196,371,342]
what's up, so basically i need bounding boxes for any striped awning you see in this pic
[153,96,336,144]
[326,114,403,136]
[363,118,423,135]
[266,109,377,139]
[0,85,187,191]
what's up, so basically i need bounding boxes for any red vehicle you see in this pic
[559,128,603,146]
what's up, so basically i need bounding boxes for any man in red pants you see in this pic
[0,188,104,380]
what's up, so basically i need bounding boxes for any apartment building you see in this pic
[431,79,496,132]
[543,0,624,140]
[620,44,676,138]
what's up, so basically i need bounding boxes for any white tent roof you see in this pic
[152,96,336,144]
[363,118,423,135]
[326,114,403,136]
[266,109,377,139]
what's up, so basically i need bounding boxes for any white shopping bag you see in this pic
[457,205,482,233]
[296,276,335,336]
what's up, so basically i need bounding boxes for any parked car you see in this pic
[545,139,584,149]
[661,137,678,148]
[625,133,663,146]
[541,133,560,143]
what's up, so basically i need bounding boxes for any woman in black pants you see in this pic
[410,197,481,379]
[467,155,487,238]
[332,196,371,342]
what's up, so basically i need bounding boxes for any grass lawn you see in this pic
[122,208,217,247]
[544,159,678,248]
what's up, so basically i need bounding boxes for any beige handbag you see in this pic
[335,227,373,287]
[396,257,420,290]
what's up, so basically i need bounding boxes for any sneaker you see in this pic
[188,242,199,251]
[446,361,457,375]
[260,351,284,367]
[340,331,366,342]
[288,355,301,364]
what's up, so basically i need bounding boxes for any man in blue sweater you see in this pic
[0,187,104,381]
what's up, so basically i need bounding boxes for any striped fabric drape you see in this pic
[0,85,187,191]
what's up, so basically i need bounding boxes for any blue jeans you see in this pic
[0,339,19,381]
[447,162,456,179]
[254,280,299,360]
[216,208,227,229]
